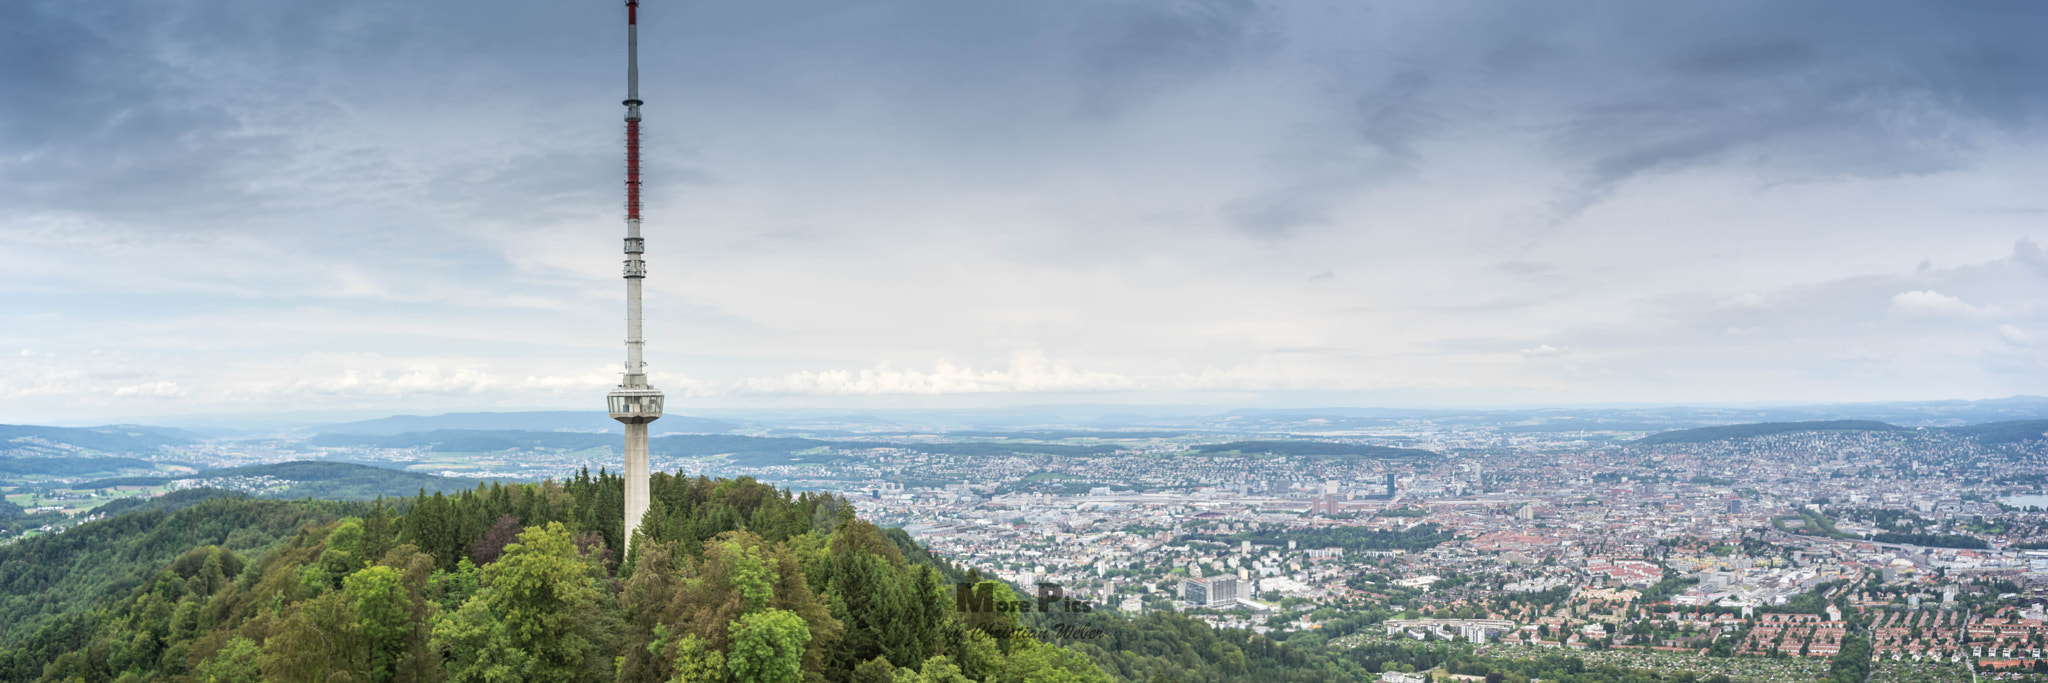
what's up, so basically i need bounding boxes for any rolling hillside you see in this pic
[1633,420,1909,445]
[0,424,199,456]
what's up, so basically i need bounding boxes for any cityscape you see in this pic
[6,404,2048,680]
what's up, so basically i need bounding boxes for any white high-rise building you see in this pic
[1207,577,1240,606]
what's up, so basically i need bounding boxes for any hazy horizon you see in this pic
[16,394,2043,433]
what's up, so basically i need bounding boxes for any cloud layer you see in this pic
[2,0,2044,420]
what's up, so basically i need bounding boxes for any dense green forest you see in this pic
[0,489,370,673]
[1189,442,1438,460]
[1192,523,1455,554]
[0,471,1121,682]
[1065,611,1372,682]
[1632,421,1907,446]
[1943,419,2048,444]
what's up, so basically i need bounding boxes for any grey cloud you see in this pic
[0,2,274,219]
[1223,69,1437,239]
[1533,4,2047,222]
[1075,0,1269,116]
[1210,3,2048,238]
[1354,70,1435,163]
[1224,189,1329,239]
[2016,238,2048,274]
[1669,41,1817,78]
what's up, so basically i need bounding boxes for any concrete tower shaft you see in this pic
[609,0,660,558]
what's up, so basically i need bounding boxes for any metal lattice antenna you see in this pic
[609,0,661,559]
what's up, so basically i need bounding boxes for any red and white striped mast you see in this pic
[608,0,661,557]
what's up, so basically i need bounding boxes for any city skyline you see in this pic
[3,0,2046,422]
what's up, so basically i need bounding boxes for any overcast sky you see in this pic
[2,0,2044,421]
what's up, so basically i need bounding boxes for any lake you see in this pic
[2002,495,2048,509]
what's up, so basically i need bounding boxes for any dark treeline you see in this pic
[1867,531,1990,550]
[1942,419,2048,444]
[1632,420,1907,446]
[0,470,1114,683]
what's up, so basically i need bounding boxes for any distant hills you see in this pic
[1192,440,1439,460]
[1633,419,2048,446]
[316,410,740,436]
[1633,420,1910,445]
[85,461,478,500]
[0,456,179,478]
[307,430,829,457]
[305,430,1124,462]
[0,424,199,456]
[9,397,2044,459]
[308,429,620,451]
[1943,419,2048,444]
[1202,395,2048,432]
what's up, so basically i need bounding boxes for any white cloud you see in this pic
[1715,293,1773,310]
[1519,344,1567,358]
[2004,324,2037,347]
[1888,290,1984,319]
[113,381,186,398]
[728,351,1138,396]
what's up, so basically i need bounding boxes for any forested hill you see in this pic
[85,461,479,500]
[308,430,1124,459]
[1632,420,1909,445]
[1192,441,1439,460]
[0,455,169,477]
[316,411,742,436]
[1944,419,2048,444]
[0,472,1124,683]
[0,424,199,456]
[1634,419,2048,446]
[0,490,366,661]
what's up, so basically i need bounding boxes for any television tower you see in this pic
[607,0,661,557]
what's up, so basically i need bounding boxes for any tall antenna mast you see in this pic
[609,0,661,558]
